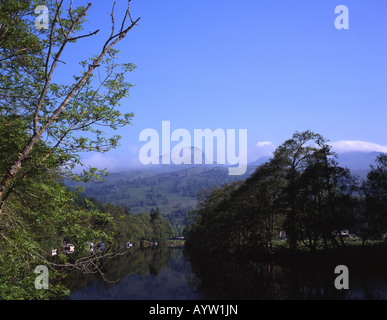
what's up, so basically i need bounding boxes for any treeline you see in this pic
[74,196,173,245]
[186,131,387,256]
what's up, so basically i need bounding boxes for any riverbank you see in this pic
[165,239,186,247]
[187,240,387,274]
[139,239,186,247]
[239,241,387,273]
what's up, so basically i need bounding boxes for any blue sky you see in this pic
[55,0,387,171]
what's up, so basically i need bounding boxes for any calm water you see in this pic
[65,246,387,300]
[67,247,201,300]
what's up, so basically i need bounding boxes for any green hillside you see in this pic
[68,165,254,226]
[67,151,378,229]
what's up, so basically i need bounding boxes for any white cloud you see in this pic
[73,148,143,173]
[257,141,275,148]
[329,140,387,154]
[248,141,276,162]
[72,153,122,173]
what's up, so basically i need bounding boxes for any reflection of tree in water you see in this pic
[168,249,189,273]
[65,247,201,300]
[186,253,387,300]
[63,247,387,299]
[187,254,288,299]
[64,246,172,293]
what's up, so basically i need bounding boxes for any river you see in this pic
[64,246,387,300]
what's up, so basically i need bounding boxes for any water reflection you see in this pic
[65,247,387,300]
[66,247,200,300]
[187,253,387,300]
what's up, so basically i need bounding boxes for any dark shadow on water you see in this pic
[64,245,387,300]
[186,246,387,300]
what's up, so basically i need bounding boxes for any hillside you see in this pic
[67,165,253,225]
[67,152,382,226]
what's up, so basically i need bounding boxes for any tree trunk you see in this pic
[0,134,39,213]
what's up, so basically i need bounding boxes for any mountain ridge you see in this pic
[67,151,383,226]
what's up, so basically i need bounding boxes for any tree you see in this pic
[150,208,172,242]
[0,1,45,78]
[0,0,140,213]
[295,145,357,249]
[187,182,242,254]
[238,161,286,253]
[0,0,140,299]
[271,130,327,249]
[362,153,387,240]
[186,131,360,257]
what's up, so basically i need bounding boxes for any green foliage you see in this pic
[187,132,386,257]
[81,198,173,244]
[0,0,142,299]
[361,153,387,240]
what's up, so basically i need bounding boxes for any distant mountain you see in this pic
[247,155,272,168]
[66,151,383,225]
[66,165,250,225]
[158,146,209,166]
[336,151,382,179]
